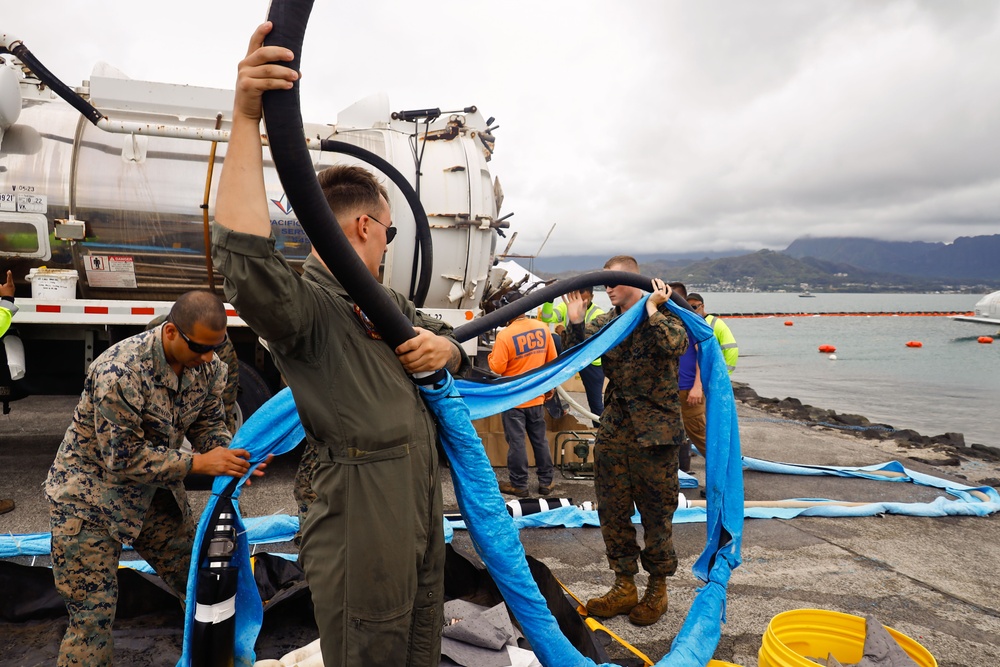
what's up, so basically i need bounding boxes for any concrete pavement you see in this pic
[1,393,998,666]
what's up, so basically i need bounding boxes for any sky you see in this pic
[8,0,1000,258]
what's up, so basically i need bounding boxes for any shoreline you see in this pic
[732,380,1000,489]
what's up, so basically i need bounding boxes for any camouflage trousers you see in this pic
[49,489,194,666]
[293,439,318,545]
[594,407,680,578]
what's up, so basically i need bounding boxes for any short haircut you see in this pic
[604,255,639,272]
[580,286,594,296]
[668,282,687,298]
[317,165,390,221]
[169,291,227,332]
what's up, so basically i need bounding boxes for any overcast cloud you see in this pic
[9,0,1000,257]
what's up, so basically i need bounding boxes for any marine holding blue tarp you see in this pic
[210,22,469,667]
[43,291,269,666]
[563,256,689,627]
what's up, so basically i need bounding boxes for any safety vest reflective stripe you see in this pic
[584,305,603,366]
[705,315,738,374]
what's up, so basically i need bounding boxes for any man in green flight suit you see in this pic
[211,22,468,667]
[563,255,688,627]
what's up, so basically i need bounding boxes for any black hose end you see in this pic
[412,369,449,387]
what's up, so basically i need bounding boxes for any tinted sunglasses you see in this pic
[171,320,228,354]
[604,283,618,289]
[367,214,397,244]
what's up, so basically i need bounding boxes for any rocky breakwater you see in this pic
[732,381,1000,489]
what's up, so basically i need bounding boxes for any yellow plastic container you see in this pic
[758,609,936,667]
[707,661,743,667]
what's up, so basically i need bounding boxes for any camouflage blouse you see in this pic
[44,326,230,543]
[563,303,689,447]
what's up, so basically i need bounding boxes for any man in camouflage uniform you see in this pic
[563,256,688,627]
[44,290,269,666]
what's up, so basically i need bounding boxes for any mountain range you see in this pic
[783,236,1000,281]
[528,235,1000,291]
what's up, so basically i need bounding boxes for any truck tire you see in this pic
[236,364,272,425]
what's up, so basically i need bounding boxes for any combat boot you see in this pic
[585,574,638,618]
[628,575,668,626]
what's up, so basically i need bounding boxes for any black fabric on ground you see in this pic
[1,546,627,665]
[0,560,179,622]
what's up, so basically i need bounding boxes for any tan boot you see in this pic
[628,575,668,626]
[585,574,638,618]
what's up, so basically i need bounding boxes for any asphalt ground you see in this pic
[1,392,999,666]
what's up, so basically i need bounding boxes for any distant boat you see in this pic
[952,290,1000,327]
[799,290,816,298]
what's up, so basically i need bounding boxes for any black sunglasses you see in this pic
[366,214,397,244]
[171,320,228,354]
[604,284,618,289]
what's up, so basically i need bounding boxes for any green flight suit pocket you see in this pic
[327,441,410,464]
[345,602,412,664]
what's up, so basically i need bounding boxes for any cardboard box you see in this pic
[471,408,596,467]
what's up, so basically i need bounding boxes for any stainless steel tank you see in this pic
[0,64,503,309]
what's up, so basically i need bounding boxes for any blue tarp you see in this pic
[451,299,649,420]
[420,297,745,667]
[1,298,741,667]
[177,387,305,667]
[10,458,997,564]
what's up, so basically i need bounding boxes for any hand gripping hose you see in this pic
[454,270,699,343]
[261,0,445,384]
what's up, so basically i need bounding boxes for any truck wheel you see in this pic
[236,364,272,425]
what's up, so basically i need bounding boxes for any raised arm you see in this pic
[215,22,299,237]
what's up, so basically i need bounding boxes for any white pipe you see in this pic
[0,35,322,149]
[3,334,25,380]
[556,385,599,423]
[0,33,24,50]
[93,118,323,149]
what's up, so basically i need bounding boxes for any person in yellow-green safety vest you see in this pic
[540,286,604,423]
[0,270,14,338]
[1,269,17,516]
[685,293,738,374]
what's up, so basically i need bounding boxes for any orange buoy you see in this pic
[906,341,923,348]
[784,321,794,326]
[818,344,836,353]
[979,336,994,344]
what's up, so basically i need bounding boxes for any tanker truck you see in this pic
[0,40,512,417]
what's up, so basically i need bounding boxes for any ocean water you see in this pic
[587,291,999,448]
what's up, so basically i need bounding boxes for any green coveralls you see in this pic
[212,225,467,667]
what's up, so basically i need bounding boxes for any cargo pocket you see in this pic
[52,515,84,537]
[334,440,422,663]
[50,515,92,602]
[345,602,412,664]
[408,602,443,665]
